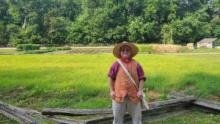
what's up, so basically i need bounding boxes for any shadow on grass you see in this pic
[176,72,220,99]
[145,72,220,101]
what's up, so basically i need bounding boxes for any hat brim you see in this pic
[113,42,139,58]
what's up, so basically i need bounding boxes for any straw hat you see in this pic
[113,41,139,58]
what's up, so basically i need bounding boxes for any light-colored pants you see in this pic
[112,96,142,124]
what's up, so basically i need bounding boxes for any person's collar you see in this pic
[120,57,132,63]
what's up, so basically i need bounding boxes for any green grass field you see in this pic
[0,53,220,110]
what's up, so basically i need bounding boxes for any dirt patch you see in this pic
[147,90,162,101]
[3,86,25,99]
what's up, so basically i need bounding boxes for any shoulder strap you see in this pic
[117,59,150,109]
[117,59,138,90]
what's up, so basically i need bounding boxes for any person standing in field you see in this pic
[108,41,146,124]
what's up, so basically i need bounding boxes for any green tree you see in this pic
[46,17,69,45]
[161,24,173,44]
[0,0,219,45]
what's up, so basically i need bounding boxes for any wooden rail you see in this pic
[170,92,220,113]
[42,108,112,116]
[0,101,37,124]
[41,97,195,124]
[1,92,220,124]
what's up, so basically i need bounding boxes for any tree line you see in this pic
[0,0,219,46]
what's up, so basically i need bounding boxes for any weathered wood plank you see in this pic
[0,101,64,124]
[42,97,195,117]
[169,92,220,113]
[42,97,195,124]
[193,99,220,113]
[0,101,37,124]
[42,108,112,116]
[194,99,220,110]
[148,97,195,109]
[85,98,195,124]
[0,92,201,124]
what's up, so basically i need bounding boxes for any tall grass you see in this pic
[137,44,184,53]
[0,54,220,109]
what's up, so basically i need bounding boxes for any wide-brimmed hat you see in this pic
[113,41,139,58]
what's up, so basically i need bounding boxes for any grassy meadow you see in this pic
[0,53,220,110]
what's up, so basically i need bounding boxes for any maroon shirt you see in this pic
[108,60,146,81]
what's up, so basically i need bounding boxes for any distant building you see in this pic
[197,38,217,48]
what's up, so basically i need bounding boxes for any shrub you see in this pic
[46,46,72,51]
[24,49,54,54]
[16,44,40,51]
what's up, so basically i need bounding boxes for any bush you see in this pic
[24,49,54,54]
[46,46,72,51]
[216,39,220,46]
[16,44,40,51]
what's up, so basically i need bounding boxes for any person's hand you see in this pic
[137,90,143,98]
[110,91,115,99]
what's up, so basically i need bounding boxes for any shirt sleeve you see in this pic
[108,61,119,80]
[137,62,146,81]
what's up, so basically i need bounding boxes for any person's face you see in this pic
[120,46,131,58]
